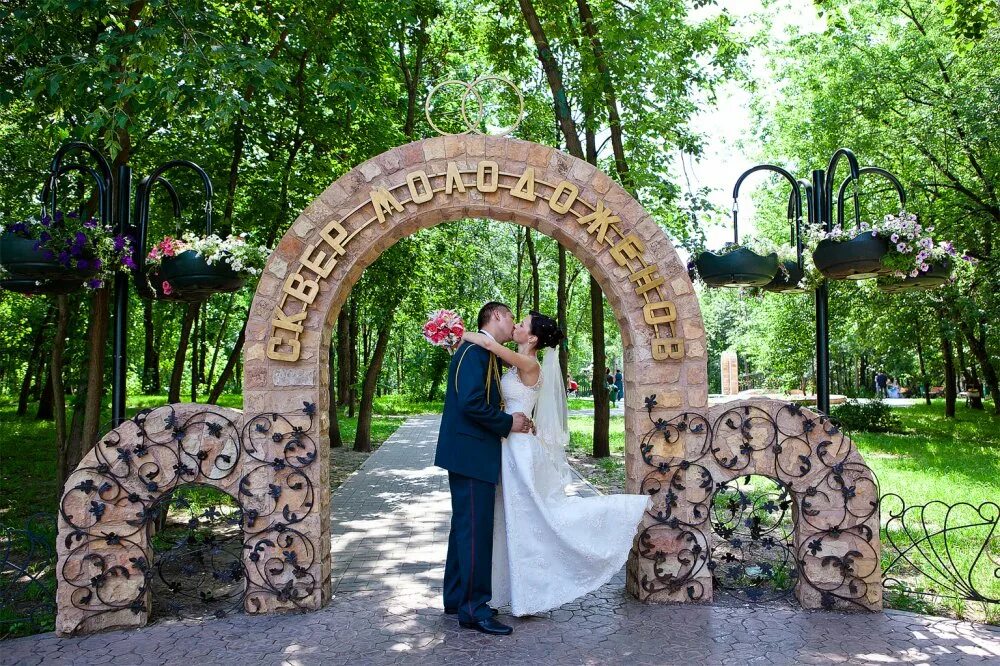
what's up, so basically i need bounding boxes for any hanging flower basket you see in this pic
[694,247,778,288]
[812,232,888,280]
[158,250,244,302]
[876,260,951,293]
[763,259,806,294]
[145,233,266,302]
[0,231,99,283]
[0,211,134,294]
[0,275,85,295]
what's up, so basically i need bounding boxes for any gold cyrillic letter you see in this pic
[548,181,578,214]
[370,187,404,223]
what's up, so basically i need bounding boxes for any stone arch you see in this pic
[241,134,709,613]
[55,135,880,635]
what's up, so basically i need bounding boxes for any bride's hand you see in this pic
[462,331,490,348]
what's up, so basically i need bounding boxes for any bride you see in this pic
[463,311,650,617]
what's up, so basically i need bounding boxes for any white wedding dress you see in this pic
[490,363,650,616]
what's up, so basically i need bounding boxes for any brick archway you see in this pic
[55,135,880,636]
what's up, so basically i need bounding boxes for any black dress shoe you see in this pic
[459,617,513,636]
[445,607,498,616]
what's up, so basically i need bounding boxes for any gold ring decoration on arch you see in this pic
[424,76,526,137]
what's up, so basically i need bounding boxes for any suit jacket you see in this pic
[435,340,513,484]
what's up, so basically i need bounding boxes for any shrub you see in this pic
[831,398,904,433]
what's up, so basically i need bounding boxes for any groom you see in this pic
[435,301,533,636]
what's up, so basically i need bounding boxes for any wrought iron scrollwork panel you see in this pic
[710,476,797,602]
[628,396,882,611]
[56,401,319,635]
[881,494,999,606]
[1,514,57,638]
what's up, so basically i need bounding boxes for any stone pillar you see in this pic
[721,349,739,395]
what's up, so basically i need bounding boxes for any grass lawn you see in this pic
[566,401,1000,623]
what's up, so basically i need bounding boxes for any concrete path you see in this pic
[4,415,999,665]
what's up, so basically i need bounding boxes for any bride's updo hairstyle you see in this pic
[528,310,565,349]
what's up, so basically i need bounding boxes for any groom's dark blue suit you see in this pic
[435,340,513,623]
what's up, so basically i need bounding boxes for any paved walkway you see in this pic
[5,416,999,665]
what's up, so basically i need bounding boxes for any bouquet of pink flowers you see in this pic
[423,309,465,354]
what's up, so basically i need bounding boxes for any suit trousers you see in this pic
[443,471,496,622]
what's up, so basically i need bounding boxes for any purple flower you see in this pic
[57,250,71,266]
[9,222,28,235]
[896,242,908,252]
[39,231,51,243]
[910,269,919,278]
[54,211,63,223]
[73,231,87,247]
[942,241,955,254]
[40,215,51,227]
[920,238,933,249]
[68,211,78,219]
[84,218,98,229]
[76,258,89,270]
[890,233,899,243]
[86,279,103,289]
[41,249,55,261]
[920,263,930,272]
[122,255,137,270]
[92,258,102,270]
[113,235,127,251]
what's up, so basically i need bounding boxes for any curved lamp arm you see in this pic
[40,163,109,225]
[785,178,813,268]
[836,166,907,228]
[49,142,113,223]
[825,148,861,231]
[731,164,803,260]
[132,161,213,299]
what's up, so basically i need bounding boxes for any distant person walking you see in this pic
[875,371,888,399]
[614,368,624,406]
[606,372,617,408]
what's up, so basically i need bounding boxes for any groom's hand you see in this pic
[510,412,533,435]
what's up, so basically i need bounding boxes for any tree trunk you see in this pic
[208,320,245,404]
[169,303,198,404]
[941,324,957,418]
[557,245,569,379]
[223,115,246,232]
[590,275,610,458]
[517,0,584,157]
[515,227,525,319]
[142,298,159,393]
[915,323,931,405]
[67,287,111,474]
[36,368,54,421]
[17,308,50,415]
[426,350,448,401]
[329,340,343,448]
[191,304,200,403]
[348,297,359,418]
[337,307,349,405]
[53,296,71,487]
[355,313,395,452]
[206,299,233,390]
[958,319,1000,414]
[526,228,540,312]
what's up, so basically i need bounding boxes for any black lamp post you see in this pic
[729,149,906,414]
[46,142,214,427]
